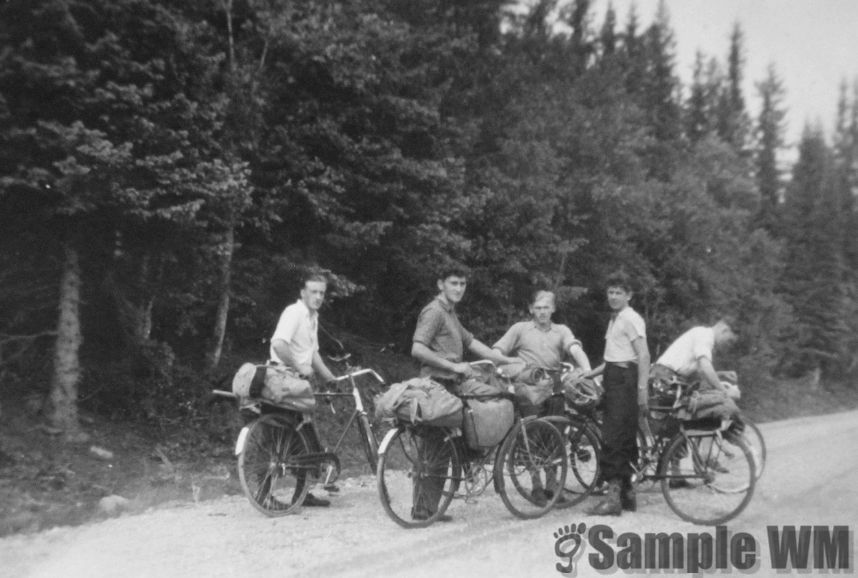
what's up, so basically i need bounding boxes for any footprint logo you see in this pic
[554,523,587,575]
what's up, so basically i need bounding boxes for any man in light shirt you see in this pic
[270,273,337,384]
[493,289,592,505]
[267,271,338,507]
[584,271,650,516]
[652,319,737,394]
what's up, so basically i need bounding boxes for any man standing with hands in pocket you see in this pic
[584,272,650,516]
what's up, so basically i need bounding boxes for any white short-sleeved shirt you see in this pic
[269,299,318,369]
[655,326,714,377]
[603,306,646,363]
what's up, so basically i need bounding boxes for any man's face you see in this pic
[606,286,631,311]
[714,323,737,347]
[438,275,467,304]
[530,298,555,325]
[300,280,327,312]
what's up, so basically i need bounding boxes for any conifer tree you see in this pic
[781,127,850,376]
[716,23,752,151]
[755,64,788,233]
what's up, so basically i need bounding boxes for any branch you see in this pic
[0,331,57,346]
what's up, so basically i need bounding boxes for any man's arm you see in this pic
[568,342,592,372]
[584,362,605,378]
[696,356,727,393]
[631,336,652,439]
[468,339,519,366]
[411,342,473,376]
[311,350,337,383]
[631,336,650,409]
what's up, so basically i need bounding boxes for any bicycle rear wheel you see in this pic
[495,418,567,519]
[237,414,312,517]
[660,431,755,525]
[741,419,766,480]
[377,425,461,528]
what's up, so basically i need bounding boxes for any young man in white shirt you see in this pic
[584,272,650,515]
[652,319,737,394]
[267,272,338,507]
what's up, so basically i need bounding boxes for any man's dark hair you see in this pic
[437,264,470,282]
[605,270,634,293]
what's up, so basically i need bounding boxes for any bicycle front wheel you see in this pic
[237,414,312,517]
[495,418,567,519]
[377,425,461,528]
[741,419,766,480]
[660,431,755,525]
[357,414,379,473]
[551,415,601,508]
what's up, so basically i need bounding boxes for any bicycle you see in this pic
[501,363,603,509]
[376,361,568,528]
[546,364,604,508]
[211,360,385,517]
[626,375,757,525]
[647,372,766,481]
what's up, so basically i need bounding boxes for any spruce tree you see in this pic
[755,64,788,233]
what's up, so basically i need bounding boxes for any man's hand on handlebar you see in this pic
[451,361,477,378]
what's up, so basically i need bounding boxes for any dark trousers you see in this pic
[412,377,458,517]
[599,364,638,483]
[412,427,450,517]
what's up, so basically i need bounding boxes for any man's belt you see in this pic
[606,360,634,369]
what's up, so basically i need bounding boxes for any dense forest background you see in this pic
[2,0,857,439]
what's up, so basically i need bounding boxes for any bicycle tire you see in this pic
[357,414,379,473]
[741,418,766,480]
[548,415,601,508]
[632,427,661,492]
[659,430,755,525]
[494,418,567,519]
[237,414,312,517]
[377,425,461,528]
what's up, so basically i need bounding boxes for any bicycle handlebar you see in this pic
[331,367,386,384]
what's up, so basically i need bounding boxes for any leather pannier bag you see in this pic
[462,397,515,450]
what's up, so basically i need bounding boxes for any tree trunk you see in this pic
[205,226,235,372]
[48,244,86,441]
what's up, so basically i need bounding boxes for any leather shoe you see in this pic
[531,488,549,506]
[303,493,331,507]
[621,486,636,511]
[412,510,453,522]
[585,479,622,516]
[668,478,691,489]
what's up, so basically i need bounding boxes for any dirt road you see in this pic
[2,410,856,577]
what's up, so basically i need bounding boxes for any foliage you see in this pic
[0,0,856,427]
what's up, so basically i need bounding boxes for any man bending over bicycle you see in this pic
[650,318,744,466]
[267,271,339,507]
[410,265,518,521]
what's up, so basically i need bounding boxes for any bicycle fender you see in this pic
[377,427,401,456]
[234,425,250,455]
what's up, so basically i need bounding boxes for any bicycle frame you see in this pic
[316,368,384,457]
